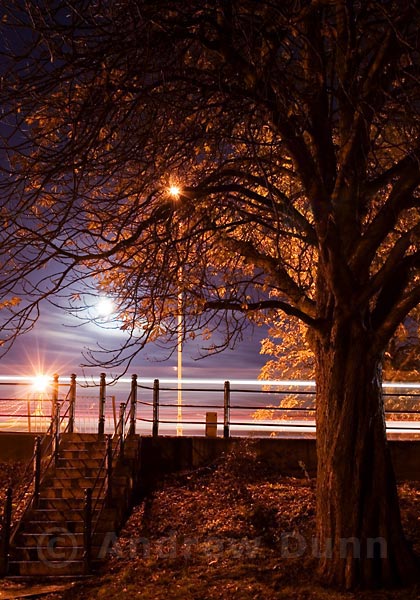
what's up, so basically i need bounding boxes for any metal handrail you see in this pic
[89,399,130,520]
[143,379,420,438]
[8,389,72,545]
[2,376,420,436]
[0,381,71,573]
[84,393,133,571]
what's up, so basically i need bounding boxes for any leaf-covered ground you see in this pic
[0,462,25,506]
[1,442,420,599]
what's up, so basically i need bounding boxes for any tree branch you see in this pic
[352,166,420,275]
[373,283,420,354]
[203,298,318,328]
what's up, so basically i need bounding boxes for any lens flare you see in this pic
[31,374,51,393]
[168,185,181,198]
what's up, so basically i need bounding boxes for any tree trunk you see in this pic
[314,317,419,589]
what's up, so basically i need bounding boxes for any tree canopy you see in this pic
[1,0,420,588]
[1,0,417,368]
[259,310,420,382]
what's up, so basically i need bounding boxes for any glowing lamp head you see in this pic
[168,185,181,198]
[32,374,50,393]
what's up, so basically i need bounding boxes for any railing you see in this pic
[1,375,420,437]
[0,490,11,576]
[0,373,137,434]
[82,380,136,572]
[135,378,319,437]
[137,379,420,437]
[0,375,74,575]
[0,374,68,433]
[1,374,420,575]
[0,374,138,576]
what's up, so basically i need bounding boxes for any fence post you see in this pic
[112,396,117,430]
[98,373,106,435]
[53,402,61,465]
[106,435,113,507]
[224,381,230,439]
[52,373,59,424]
[33,436,42,508]
[152,379,159,437]
[27,398,31,433]
[68,373,77,434]
[0,487,12,576]
[129,374,137,435]
[119,403,126,459]
[83,488,92,574]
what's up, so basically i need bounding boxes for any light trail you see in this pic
[1,375,420,390]
[0,376,419,437]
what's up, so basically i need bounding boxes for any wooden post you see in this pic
[206,412,218,437]
[83,488,92,574]
[106,435,113,507]
[223,381,230,438]
[0,488,12,576]
[112,395,117,430]
[53,402,61,465]
[224,380,230,439]
[152,379,159,437]
[129,374,137,435]
[68,373,76,434]
[52,373,59,422]
[27,398,31,433]
[98,372,106,435]
[33,436,41,508]
[119,403,126,459]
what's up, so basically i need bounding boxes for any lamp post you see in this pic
[177,280,183,437]
[169,185,183,436]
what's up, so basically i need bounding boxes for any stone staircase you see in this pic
[7,432,138,577]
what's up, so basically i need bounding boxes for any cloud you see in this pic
[2,301,268,381]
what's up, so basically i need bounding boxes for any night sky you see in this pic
[0,12,270,386]
[0,299,269,382]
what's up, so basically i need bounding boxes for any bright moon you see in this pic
[96,297,115,318]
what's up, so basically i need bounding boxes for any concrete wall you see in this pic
[1,433,419,482]
[138,436,420,485]
[0,432,39,461]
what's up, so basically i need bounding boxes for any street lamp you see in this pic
[168,184,183,436]
[168,185,181,198]
[176,281,183,437]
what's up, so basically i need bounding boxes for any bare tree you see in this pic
[1,0,419,588]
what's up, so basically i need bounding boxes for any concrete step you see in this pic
[39,483,105,502]
[45,473,104,496]
[21,520,86,534]
[37,496,105,510]
[41,474,127,493]
[57,445,107,457]
[15,531,84,548]
[60,439,107,447]
[21,503,113,531]
[61,433,105,443]
[11,543,86,562]
[25,508,85,522]
[56,457,105,469]
[51,466,103,478]
[8,433,135,578]
[9,559,87,577]
[15,529,107,545]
